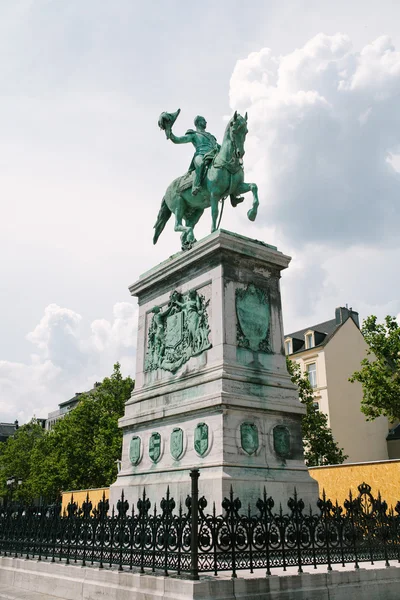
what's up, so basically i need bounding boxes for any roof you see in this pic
[58,395,82,408]
[284,308,360,356]
[286,318,338,343]
[58,383,100,409]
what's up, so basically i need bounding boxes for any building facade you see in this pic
[0,421,19,443]
[285,307,390,463]
[46,384,101,430]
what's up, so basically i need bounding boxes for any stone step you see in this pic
[0,586,63,600]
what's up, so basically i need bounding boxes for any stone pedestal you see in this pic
[110,229,318,509]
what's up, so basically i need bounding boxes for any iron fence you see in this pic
[0,470,399,579]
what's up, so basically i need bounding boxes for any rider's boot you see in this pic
[192,163,204,196]
[230,195,245,207]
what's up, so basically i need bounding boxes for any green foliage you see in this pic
[0,420,45,502]
[349,315,400,422]
[0,363,134,503]
[287,359,347,466]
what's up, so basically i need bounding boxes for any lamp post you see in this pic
[6,476,22,507]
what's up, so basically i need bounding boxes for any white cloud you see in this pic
[88,302,137,352]
[230,33,400,247]
[0,302,137,423]
[26,304,83,372]
[228,33,400,333]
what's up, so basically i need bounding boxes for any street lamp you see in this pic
[6,477,22,506]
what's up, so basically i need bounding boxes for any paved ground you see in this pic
[0,587,62,600]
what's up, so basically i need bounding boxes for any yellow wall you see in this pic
[309,460,400,508]
[61,487,109,515]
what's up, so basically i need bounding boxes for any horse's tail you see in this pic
[153,198,171,244]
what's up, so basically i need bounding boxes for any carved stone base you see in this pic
[110,230,318,509]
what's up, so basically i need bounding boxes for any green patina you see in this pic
[170,427,184,460]
[273,425,291,460]
[129,436,141,466]
[149,432,161,463]
[236,284,271,353]
[154,110,260,250]
[240,422,259,455]
[145,289,211,373]
[194,422,209,456]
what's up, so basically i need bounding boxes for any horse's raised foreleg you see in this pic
[236,182,259,221]
[185,208,204,243]
[174,197,194,249]
[210,193,220,233]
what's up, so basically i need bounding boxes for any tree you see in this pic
[349,315,400,422]
[29,363,134,501]
[287,359,347,466]
[0,363,134,503]
[0,419,45,502]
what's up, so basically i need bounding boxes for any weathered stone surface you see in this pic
[110,230,318,509]
[2,557,400,600]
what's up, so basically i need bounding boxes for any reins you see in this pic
[216,197,225,230]
[214,124,244,230]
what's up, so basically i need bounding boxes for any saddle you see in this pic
[177,170,195,193]
[176,170,244,208]
[177,148,218,193]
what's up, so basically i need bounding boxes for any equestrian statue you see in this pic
[153,108,259,249]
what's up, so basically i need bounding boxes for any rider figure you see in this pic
[166,116,220,196]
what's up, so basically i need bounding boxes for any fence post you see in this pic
[190,469,200,581]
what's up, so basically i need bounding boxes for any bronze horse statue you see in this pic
[153,111,259,249]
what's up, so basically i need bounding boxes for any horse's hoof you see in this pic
[182,240,194,251]
[247,208,257,222]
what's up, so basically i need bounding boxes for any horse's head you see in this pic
[227,111,248,159]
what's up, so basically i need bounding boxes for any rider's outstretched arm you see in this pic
[168,131,193,144]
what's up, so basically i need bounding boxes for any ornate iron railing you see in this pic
[0,470,399,579]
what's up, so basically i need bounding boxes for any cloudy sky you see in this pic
[1,0,400,423]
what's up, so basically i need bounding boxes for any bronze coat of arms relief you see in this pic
[194,422,209,457]
[273,425,291,462]
[129,436,141,466]
[170,427,184,460]
[144,288,212,373]
[149,432,162,463]
[240,422,259,455]
[236,284,271,353]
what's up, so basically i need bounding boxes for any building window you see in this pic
[285,340,292,355]
[307,363,317,388]
[312,401,319,410]
[306,333,314,349]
